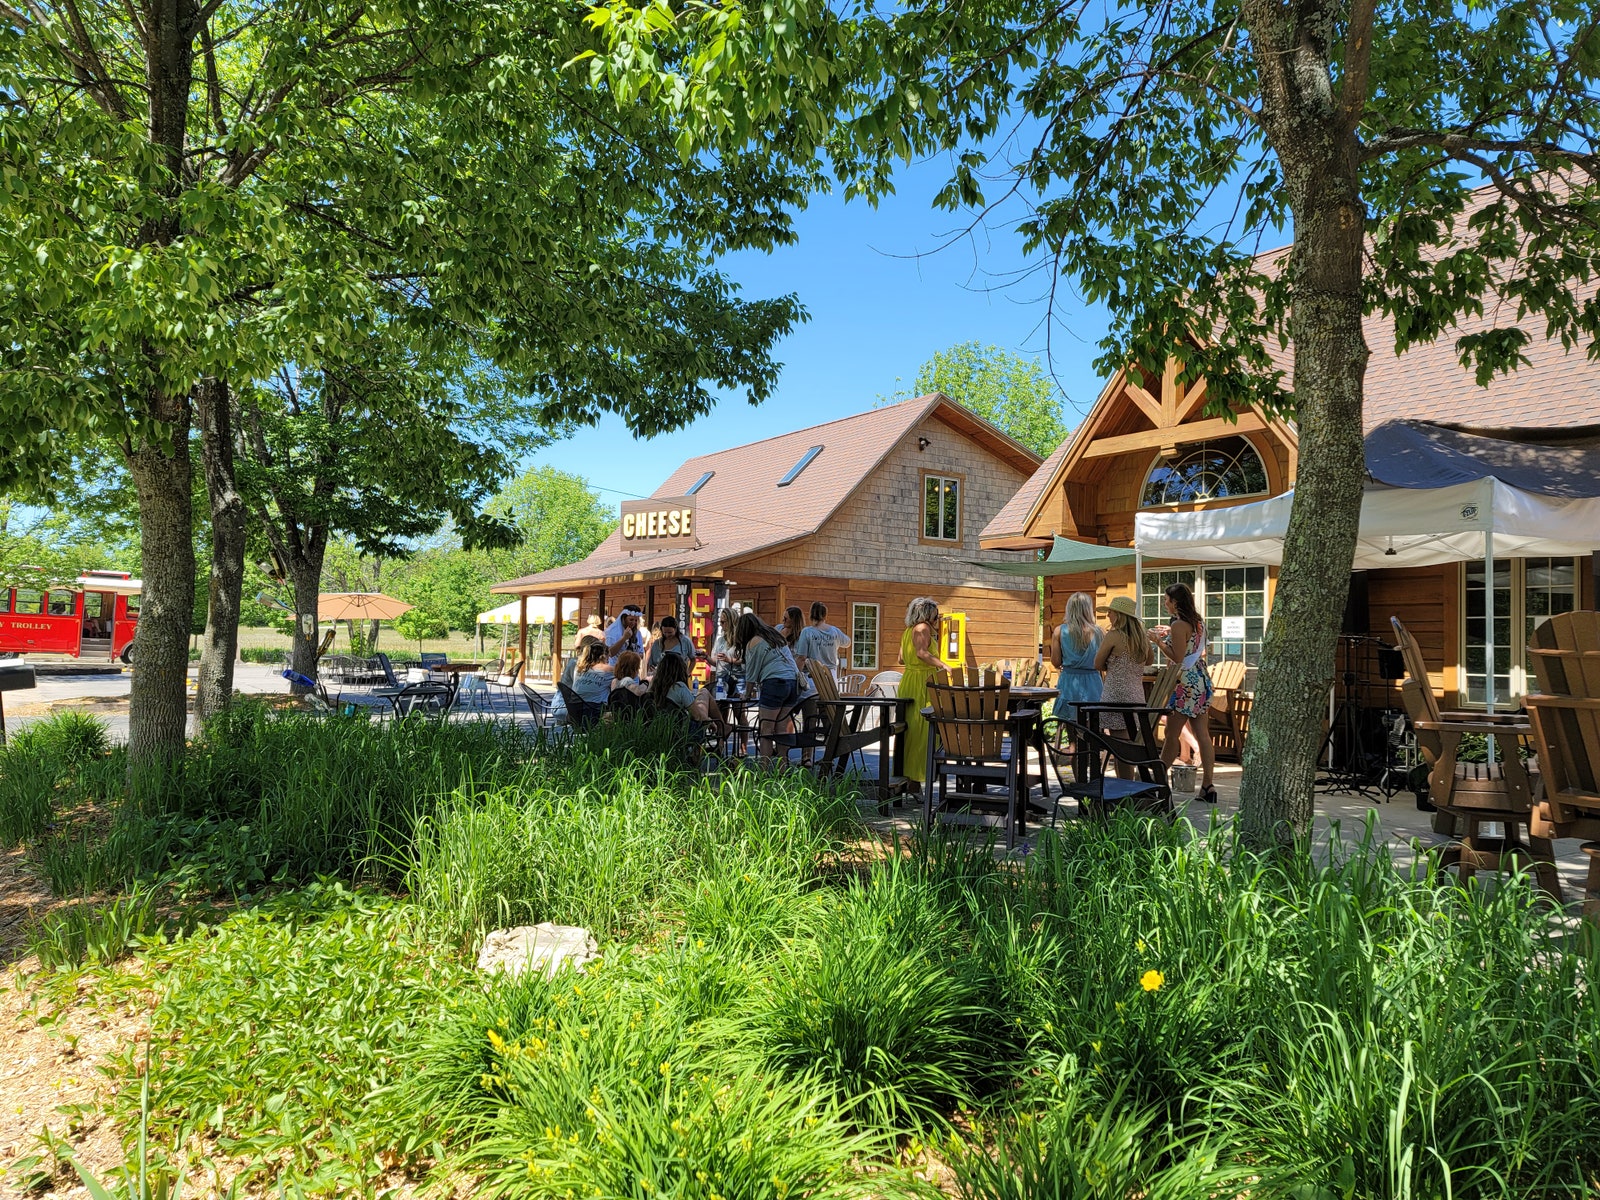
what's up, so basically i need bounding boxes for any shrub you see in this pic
[410,951,880,1200]
[0,712,110,847]
[238,646,286,664]
[742,862,986,1130]
[118,883,471,1195]
[38,824,118,895]
[26,885,161,969]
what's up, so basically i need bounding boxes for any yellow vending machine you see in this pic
[937,612,967,669]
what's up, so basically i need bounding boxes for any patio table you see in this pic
[818,695,912,809]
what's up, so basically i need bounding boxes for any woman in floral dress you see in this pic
[1151,582,1217,803]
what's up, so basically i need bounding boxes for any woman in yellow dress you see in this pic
[897,597,943,788]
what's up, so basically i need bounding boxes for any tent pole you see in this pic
[1484,531,1496,765]
[519,594,530,684]
[1134,550,1142,613]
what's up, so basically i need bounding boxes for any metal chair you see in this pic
[557,682,604,731]
[520,683,556,729]
[1044,717,1172,818]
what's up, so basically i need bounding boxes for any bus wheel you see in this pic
[120,644,134,665]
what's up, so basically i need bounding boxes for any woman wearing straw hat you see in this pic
[1095,595,1154,719]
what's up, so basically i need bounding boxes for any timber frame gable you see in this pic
[981,354,1298,550]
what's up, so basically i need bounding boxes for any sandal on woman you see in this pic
[1200,784,1219,804]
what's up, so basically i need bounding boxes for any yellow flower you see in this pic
[660,1061,673,1076]
[1140,969,1165,992]
[1136,939,1146,954]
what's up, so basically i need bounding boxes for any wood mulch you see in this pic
[0,850,147,1199]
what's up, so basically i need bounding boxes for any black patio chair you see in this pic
[1043,716,1172,819]
[558,682,604,731]
[521,683,556,729]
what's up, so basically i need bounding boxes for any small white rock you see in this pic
[476,923,598,979]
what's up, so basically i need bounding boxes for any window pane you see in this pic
[1139,436,1270,507]
[48,592,75,616]
[0,591,9,614]
[125,595,140,617]
[924,476,940,538]
[851,604,879,670]
[83,593,104,619]
[1463,560,1512,705]
[942,479,959,540]
[14,589,42,615]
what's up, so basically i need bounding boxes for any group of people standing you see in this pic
[1050,582,1217,803]
[560,600,853,756]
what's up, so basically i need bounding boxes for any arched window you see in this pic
[1140,436,1269,507]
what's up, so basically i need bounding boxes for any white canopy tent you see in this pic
[476,597,571,626]
[1134,475,1600,729]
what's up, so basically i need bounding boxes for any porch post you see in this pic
[518,594,529,683]
[551,593,563,683]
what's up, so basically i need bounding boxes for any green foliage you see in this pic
[947,1084,1252,1200]
[0,711,111,848]
[890,343,1069,457]
[408,747,858,946]
[743,862,987,1129]
[238,646,287,664]
[483,466,618,583]
[457,969,877,1200]
[26,885,161,969]
[116,884,473,1196]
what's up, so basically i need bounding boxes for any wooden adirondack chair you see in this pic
[923,667,1031,848]
[1393,663,1560,899]
[1207,659,1252,762]
[1525,610,1600,920]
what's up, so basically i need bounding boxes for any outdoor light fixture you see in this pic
[918,437,931,450]
[1384,537,1397,556]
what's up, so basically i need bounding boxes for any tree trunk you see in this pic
[1235,0,1372,851]
[196,377,246,722]
[289,557,324,685]
[126,416,197,765]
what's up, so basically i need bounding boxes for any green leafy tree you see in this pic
[583,0,1600,849]
[396,554,495,636]
[888,343,1069,456]
[0,0,813,761]
[484,467,618,583]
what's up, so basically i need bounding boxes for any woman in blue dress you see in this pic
[1051,591,1103,721]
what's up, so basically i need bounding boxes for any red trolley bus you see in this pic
[0,570,142,663]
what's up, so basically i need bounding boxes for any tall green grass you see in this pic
[0,710,110,846]
[27,705,1598,1199]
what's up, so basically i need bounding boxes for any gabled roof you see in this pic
[494,394,1041,593]
[983,182,1600,547]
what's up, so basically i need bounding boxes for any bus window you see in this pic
[48,593,75,616]
[124,594,141,618]
[14,589,43,615]
[0,590,9,613]
[83,593,104,619]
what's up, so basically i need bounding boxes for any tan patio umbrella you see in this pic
[316,592,414,621]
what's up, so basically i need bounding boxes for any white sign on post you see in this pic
[1220,616,1246,640]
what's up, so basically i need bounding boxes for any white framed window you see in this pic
[851,603,879,670]
[922,474,962,542]
[1462,556,1578,706]
[1139,566,1268,669]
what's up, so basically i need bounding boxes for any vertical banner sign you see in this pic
[688,585,713,683]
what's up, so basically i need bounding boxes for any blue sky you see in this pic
[523,155,1114,508]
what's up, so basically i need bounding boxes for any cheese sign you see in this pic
[620,498,698,549]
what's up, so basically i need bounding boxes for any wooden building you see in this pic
[982,228,1598,712]
[494,395,1043,682]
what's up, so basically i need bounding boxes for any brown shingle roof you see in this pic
[983,183,1600,545]
[494,395,1040,592]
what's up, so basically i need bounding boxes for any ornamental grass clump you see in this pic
[741,858,989,1130]
[0,710,111,847]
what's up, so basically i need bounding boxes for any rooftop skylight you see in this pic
[777,445,823,487]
